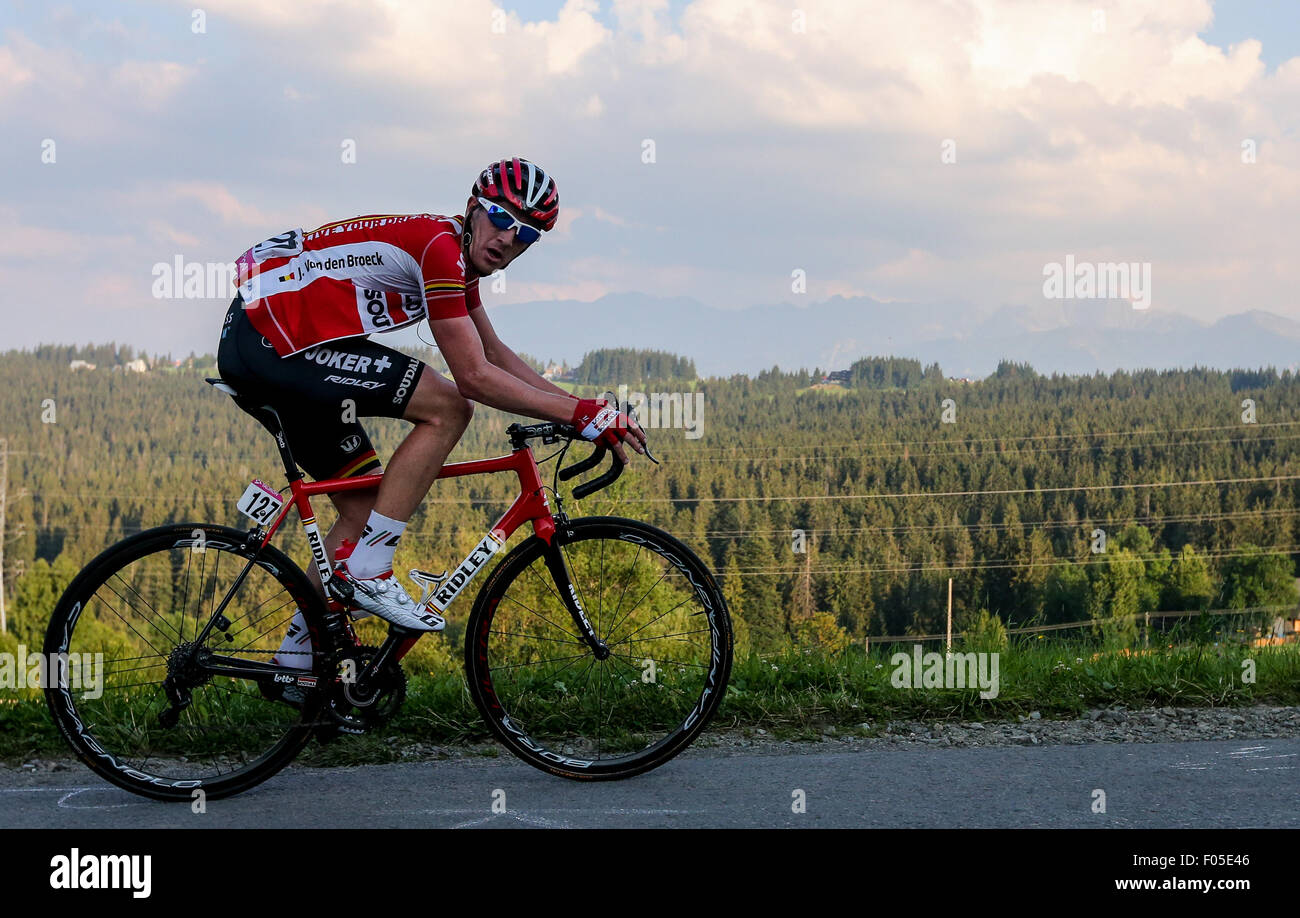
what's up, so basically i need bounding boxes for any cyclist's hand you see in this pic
[571,397,647,464]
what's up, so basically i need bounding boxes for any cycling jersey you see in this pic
[233,213,482,357]
[217,297,424,480]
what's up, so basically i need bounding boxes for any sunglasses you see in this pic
[476,197,542,244]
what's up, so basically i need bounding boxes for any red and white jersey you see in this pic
[233,213,482,356]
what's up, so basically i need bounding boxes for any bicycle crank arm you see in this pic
[348,632,407,697]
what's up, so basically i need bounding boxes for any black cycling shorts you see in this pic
[216,296,426,481]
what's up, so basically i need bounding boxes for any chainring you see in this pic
[318,645,407,738]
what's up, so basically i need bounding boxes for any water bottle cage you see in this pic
[408,568,450,612]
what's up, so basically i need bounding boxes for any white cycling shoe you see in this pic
[329,566,446,632]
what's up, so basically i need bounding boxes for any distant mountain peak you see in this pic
[483,292,1299,378]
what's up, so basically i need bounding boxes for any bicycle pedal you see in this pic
[326,575,355,605]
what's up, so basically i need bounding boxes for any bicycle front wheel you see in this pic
[465,516,732,780]
[44,523,329,801]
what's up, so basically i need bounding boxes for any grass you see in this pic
[5,638,1298,764]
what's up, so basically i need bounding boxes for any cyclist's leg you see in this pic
[246,343,426,587]
[338,367,473,591]
[218,301,447,634]
[219,300,387,587]
[369,364,475,521]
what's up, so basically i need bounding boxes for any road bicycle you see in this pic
[43,378,732,801]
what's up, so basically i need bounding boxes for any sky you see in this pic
[1,0,1298,358]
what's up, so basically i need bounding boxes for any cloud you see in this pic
[163,181,282,228]
[0,45,33,98]
[527,0,611,74]
[0,206,134,260]
[2,0,1300,356]
[109,59,196,107]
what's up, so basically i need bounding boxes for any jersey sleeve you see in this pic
[415,227,472,321]
[466,277,483,311]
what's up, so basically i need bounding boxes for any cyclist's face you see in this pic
[466,198,533,276]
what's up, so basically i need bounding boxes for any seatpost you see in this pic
[259,404,303,482]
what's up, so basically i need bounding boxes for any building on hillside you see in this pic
[124,359,148,373]
[1253,615,1300,647]
[68,360,96,371]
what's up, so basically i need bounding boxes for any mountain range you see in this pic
[481,293,1300,378]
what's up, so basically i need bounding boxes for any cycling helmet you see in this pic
[472,157,559,232]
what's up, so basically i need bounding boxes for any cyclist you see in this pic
[216,157,646,669]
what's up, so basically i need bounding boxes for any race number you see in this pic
[237,480,285,526]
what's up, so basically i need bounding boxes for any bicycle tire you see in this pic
[44,523,329,801]
[465,516,732,780]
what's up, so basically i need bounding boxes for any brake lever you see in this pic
[616,396,660,465]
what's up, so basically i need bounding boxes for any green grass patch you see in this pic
[5,640,1298,765]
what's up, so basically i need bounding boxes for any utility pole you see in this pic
[945,577,953,656]
[800,535,813,619]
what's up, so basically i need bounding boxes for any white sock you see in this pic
[347,510,408,579]
[273,609,313,670]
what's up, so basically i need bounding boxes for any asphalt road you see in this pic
[1,738,1295,828]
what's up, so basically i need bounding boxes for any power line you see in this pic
[728,543,1300,577]
[17,505,1299,543]
[32,428,1300,464]
[700,507,1300,538]
[599,472,1300,504]
[676,432,1300,464]
[15,421,1300,463]
[676,420,1300,455]
[865,604,1295,645]
[19,472,1300,506]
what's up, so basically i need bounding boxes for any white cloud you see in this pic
[3,0,1300,353]
[0,206,134,260]
[528,0,611,74]
[0,45,33,97]
[109,60,196,108]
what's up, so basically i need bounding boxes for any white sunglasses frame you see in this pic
[475,196,542,243]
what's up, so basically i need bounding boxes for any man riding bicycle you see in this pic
[216,157,647,667]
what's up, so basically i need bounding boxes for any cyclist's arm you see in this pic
[468,303,575,400]
[427,314,584,424]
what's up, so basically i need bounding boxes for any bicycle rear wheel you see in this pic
[44,523,329,801]
[465,516,732,779]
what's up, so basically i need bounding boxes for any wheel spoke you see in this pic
[46,527,322,799]
[499,590,583,641]
[603,569,670,643]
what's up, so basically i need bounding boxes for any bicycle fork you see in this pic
[541,540,610,660]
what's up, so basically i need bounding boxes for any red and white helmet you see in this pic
[472,157,559,232]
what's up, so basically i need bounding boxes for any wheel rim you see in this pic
[48,529,320,789]
[473,524,729,772]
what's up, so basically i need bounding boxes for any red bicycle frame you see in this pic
[259,444,555,579]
